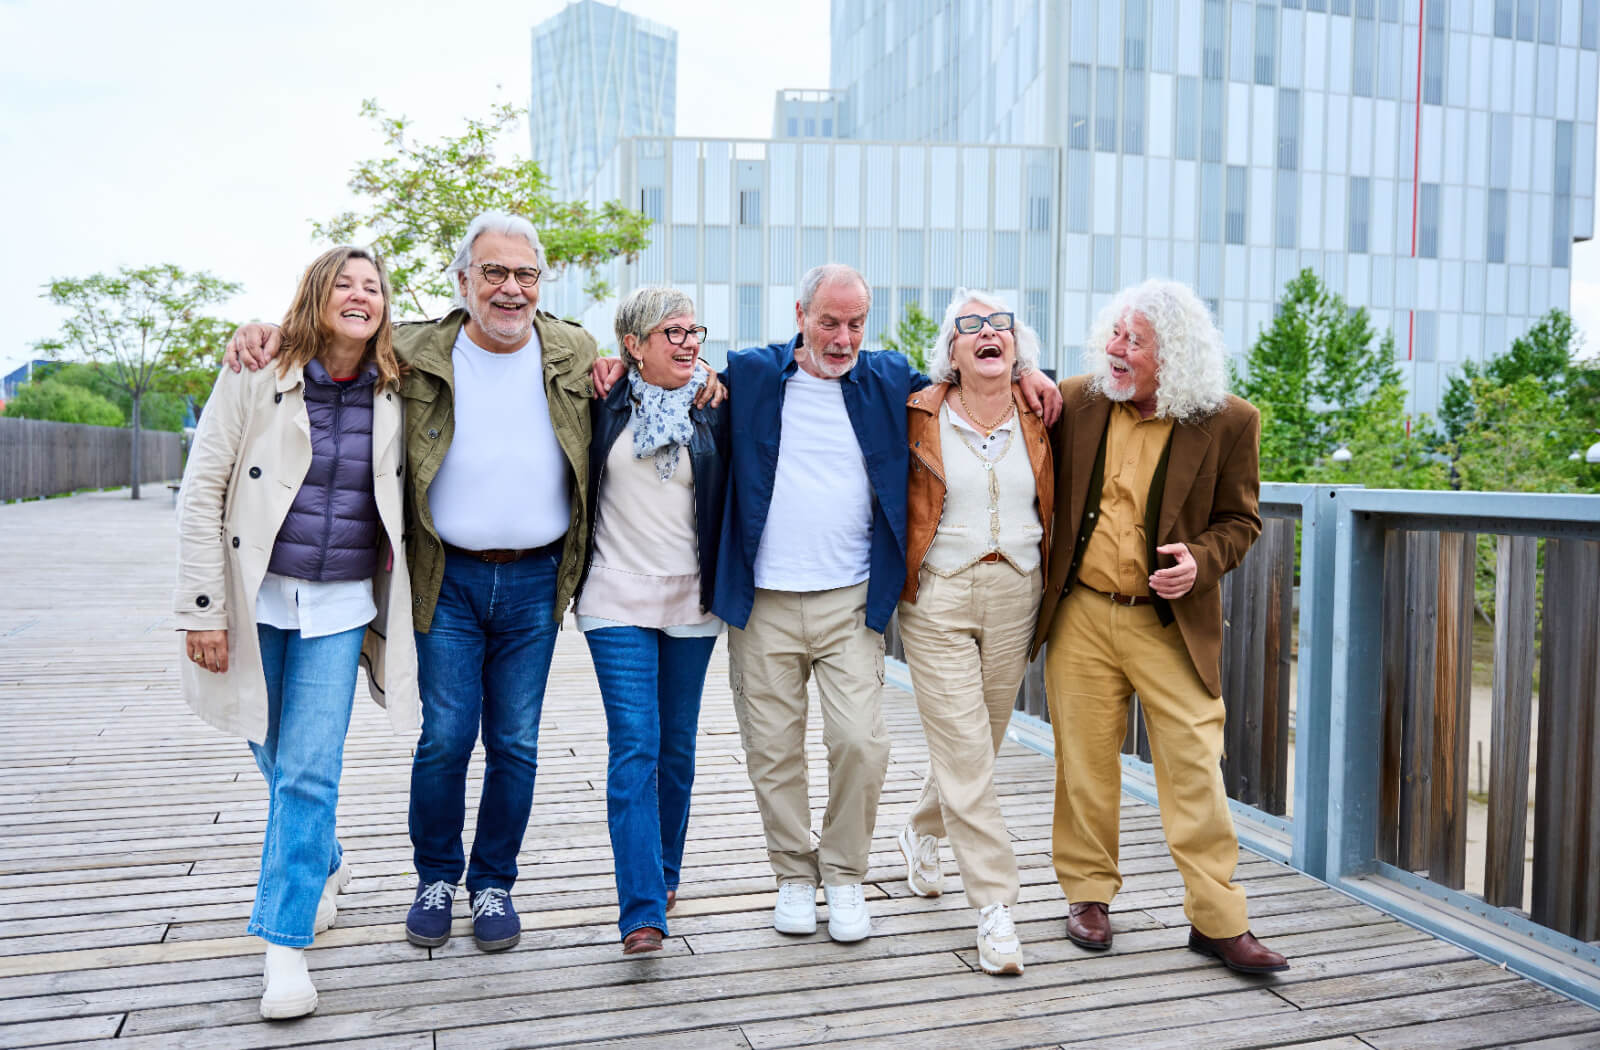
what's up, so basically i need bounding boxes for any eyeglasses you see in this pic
[653,324,708,345]
[953,312,1014,334]
[475,264,542,288]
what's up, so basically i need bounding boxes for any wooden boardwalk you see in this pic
[1,489,1597,1049]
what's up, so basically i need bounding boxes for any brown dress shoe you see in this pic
[1187,928,1289,973]
[1065,901,1112,950]
[622,927,664,955]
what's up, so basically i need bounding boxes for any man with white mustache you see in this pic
[712,264,1061,942]
[1030,278,1289,975]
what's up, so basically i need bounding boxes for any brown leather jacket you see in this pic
[902,382,1054,604]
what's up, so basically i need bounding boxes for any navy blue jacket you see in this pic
[712,335,928,634]
[578,379,731,614]
[266,359,381,582]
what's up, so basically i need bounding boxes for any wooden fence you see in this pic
[1375,528,1600,942]
[0,417,181,501]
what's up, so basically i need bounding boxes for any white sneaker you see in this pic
[976,902,1024,975]
[313,860,351,934]
[823,882,871,942]
[773,881,817,934]
[898,824,943,897]
[260,944,317,1019]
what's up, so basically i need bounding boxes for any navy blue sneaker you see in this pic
[471,888,520,952]
[405,880,456,948]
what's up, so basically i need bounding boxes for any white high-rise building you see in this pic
[530,1,677,196]
[832,0,1600,413]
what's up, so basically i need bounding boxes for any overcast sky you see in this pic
[2,0,1596,378]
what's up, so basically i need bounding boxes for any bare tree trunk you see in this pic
[129,394,142,500]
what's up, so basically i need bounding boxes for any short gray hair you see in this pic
[926,288,1041,384]
[446,211,547,309]
[798,263,872,314]
[614,286,696,370]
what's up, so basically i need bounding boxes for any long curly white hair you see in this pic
[1086,279,1229,422]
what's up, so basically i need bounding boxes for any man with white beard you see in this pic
[713,264,1061,942]
[1030,278,1289,975]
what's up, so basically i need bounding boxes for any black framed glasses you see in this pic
[475,263,542,288]
[953,311,1014,334]
[654,324,708,345]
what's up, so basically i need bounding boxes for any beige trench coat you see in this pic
[174,362,420,743]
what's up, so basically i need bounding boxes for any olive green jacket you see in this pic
[395,309,597,632]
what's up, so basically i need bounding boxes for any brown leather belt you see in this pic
[444,539,562,565]
[977,551,1004,563]
[1081,585,1153,606]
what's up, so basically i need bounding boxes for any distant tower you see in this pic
[530,0,677,196]
[771,89,853,139]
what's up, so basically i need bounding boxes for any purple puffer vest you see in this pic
[266,359,382,581]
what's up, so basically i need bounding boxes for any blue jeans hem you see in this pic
[249,921,313,948]
[621,918,668,940]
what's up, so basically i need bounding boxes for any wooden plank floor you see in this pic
[1,488,1596,1049]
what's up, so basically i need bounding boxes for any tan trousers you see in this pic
[900,561,1040,909]
[1045,586,1250,938]
[728,583,889,886]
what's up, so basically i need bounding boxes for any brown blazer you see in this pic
[1031,375,1262,696]
[902,382,1054,603]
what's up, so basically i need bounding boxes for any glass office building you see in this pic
[530,1,677,196]
[832,0,1599,411]
[542,137,1060,371]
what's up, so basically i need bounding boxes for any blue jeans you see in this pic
[585,626,716,939]
[247,623,365,947]
[410,550,560,893]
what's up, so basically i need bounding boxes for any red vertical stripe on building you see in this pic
[1409,0,1426,361]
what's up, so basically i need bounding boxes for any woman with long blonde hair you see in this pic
[175,246,416,1019]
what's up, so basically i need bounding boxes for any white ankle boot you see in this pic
[314,860,351,934]
[260,944,317,1019]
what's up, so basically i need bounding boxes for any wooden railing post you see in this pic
[1430,531,1475,890]
[1485,534,1536,909]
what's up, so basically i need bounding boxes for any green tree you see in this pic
[1450,375,1590,494]
[1305,383,1449,490]
[313,100,654,315]
[1438,310,1582,444]
[2,378,123,426]
[881,301,939,372]
[34,265,241,499]
[1235,269,1410,482]
[43,363,188,432]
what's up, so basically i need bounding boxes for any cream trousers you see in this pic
[900,560,1041,909]
[728,583,889,886]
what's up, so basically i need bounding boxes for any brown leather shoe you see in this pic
[666,890,677,912]
[622,927,664,955]
[1065,901,1112,950]
[1187,928,1289,974]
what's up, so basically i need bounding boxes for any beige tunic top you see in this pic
[575,420,716,631]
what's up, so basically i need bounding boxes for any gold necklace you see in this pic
[956,386,1015,436]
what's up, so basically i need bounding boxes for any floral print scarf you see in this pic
[627,367,706,481]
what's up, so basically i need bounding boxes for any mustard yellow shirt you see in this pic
[1076,402,1175,596]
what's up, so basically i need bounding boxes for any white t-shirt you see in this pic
[752,368,873,592]
[428,326,571,550]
